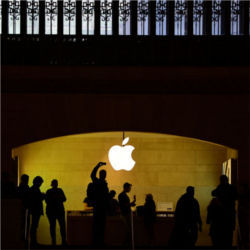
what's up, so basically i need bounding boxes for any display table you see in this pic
[67,211,174,247]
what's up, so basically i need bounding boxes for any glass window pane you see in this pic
[137,0,149,36]
[8,0,21,34]
[100,0,112,35]
[193,0,204,35]
[212,0,222,35]
[45,0,58,35]
[175,0,187,36]
[63,0,76,35]
[119,0,130,35]
[82,0,95,35]
[231,0,240,35]
[27,0,39,34]
[156,0,167,36]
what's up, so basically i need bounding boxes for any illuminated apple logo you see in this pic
[108,137,135,171]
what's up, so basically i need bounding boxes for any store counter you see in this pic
[67,211,174,247]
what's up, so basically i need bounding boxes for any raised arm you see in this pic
[91,162,106,182]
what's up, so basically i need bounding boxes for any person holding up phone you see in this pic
[90,162,109,247]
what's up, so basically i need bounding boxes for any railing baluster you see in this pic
[112,0,119,35]
[221,0,230,35]
[58,0,63,35]
[149,0,156,36]
[187,0,193,36]
[167,0,174,36]
[131,0,137,35]
[20,0,27,35]
[94,0,100,35]
[2,0,8,35]
[76,0,82,36]
[240,0,248,36]
[203,0,212,35]
[39,0,45,35]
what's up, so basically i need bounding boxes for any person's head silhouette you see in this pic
[21,174,29,185]
[109,190,116,198]
[220,175,229,185]
[124,182,132,193]
[51,179,58,188]
[33,176,43,187]
[146,193,153,202]
[99,169,106,181]
[186,186,195,197]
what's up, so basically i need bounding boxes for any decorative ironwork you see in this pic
[138,0,149,35]
[175,0,187,35]
[193,0,203,35]
[82,0,94,22]
[63,0,76,35]
[82,0,95,35]
[100,0,112,22]
[212,0,222,35]
[45,0,58,35]
[100,0,112,35]
[156,0,167,35]
[64,0,76,22]
[231,0,240,35]
[137,0,148,22]
[212,0,222,22]
[27,0,39,34]
[8,0,21,34]
[119,0,130,22]
[119,0,130,35]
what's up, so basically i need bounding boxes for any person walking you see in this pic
[45,179,67,246]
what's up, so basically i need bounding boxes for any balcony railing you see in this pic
[1,0,249,37]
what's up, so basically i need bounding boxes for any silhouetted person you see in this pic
[207,196,225,248]
[1,171,17,198]
[210,175,237,248]
[143,194,156,246]
[17,174,30,245]
[172,186,202,249]
[91,162,109,247]
[118,182,136,247]
[45,179,67,246]
[18,174,30,209]
[29,176,45,247]
[107,190,120,216]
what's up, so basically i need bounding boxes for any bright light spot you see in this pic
[108,142,135,171]
[122,137,130,145]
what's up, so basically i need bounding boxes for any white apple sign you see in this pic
[108,137,136,171]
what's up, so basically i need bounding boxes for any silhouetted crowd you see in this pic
[1,162,240,249]
[2,173,67,248]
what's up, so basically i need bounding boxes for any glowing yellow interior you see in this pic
[12,131,237,245]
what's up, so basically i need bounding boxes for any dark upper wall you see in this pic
[1,65,249,185]
[2,37,249,66]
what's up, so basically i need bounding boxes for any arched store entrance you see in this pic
[12,131,238,246]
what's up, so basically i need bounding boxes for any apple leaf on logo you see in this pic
[122,137,130,146]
